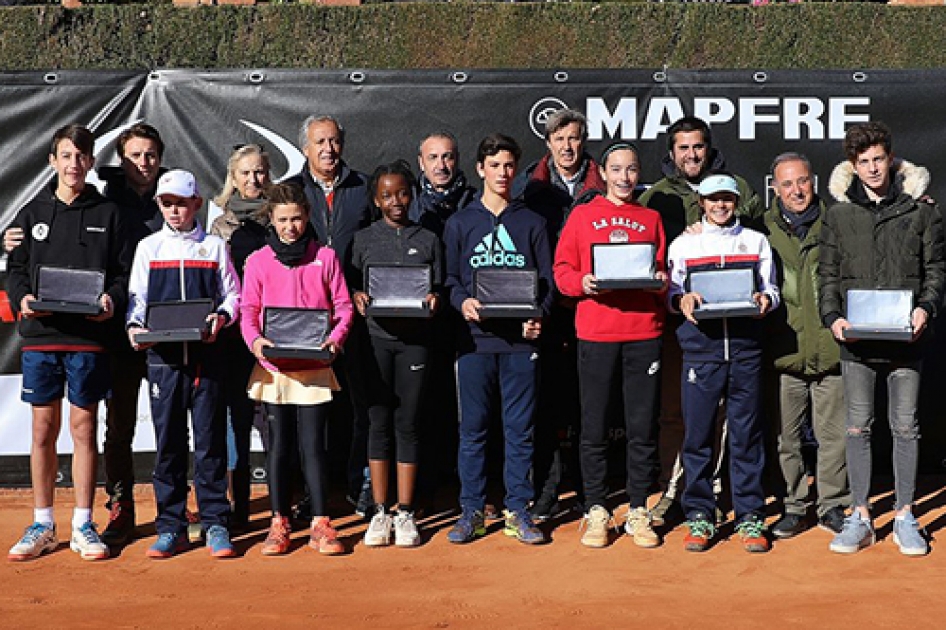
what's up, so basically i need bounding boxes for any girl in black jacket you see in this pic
[350,160,443,547]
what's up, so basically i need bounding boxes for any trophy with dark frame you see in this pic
[28,265,105,316]
[261,307,333,360]
[688,266,761,320]
[365,264,432,318]
[135,299,214,344]
[591,242,663,290]
[474,268,542,319]
[842,288,914,341]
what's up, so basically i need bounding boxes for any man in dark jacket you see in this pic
[639,116,764,525]
[820,122,945,556]
[762,153,848,539]
[7,124,132,562]
[98,123,167,545]
[515,109,605,521]
[286,115,375,515]
[410,132,476,238]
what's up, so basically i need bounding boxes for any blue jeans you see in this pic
[456,351,539,512]
[841,359,921,511]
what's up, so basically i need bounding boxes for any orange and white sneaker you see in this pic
[261,515,292,556]
[309,517,344,555]
[9,523,58,561]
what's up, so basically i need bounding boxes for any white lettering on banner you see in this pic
[585,96,871,141]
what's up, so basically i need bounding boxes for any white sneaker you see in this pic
[70,522,109,561]
[9,523,58,561]
[363,508,392,547]
[393,511,421,548]
[580,505,612,548]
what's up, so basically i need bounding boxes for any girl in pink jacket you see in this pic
[240,182,353,556]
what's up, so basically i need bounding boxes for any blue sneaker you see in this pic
[146,532,189,559]
[892,512,928,557]
[447,509,486,544]
[205,525,236,558]
[829,511,874,554]
[503,509,546,545]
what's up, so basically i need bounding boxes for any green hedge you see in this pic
[0,3,943,70]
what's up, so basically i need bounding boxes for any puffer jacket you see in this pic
[819,158,945,362]
[762,196,840,376]
[638,148,764,245]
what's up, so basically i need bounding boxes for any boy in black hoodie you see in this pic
[443,133,553,546]
[6,124,131,562]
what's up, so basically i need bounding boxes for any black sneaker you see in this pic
[818,507,846,535]
[771,513,807,539]
[529,497,559,524]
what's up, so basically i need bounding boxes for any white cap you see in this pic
[697,174,740,198]
[155,169,199,199]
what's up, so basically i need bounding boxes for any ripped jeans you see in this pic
[841,359,922,512]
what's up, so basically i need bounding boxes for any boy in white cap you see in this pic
[126,169,241,558]
[666,172,779,553]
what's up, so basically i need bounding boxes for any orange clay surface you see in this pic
[3,480,946,630]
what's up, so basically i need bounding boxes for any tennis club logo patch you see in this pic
[32,223,49,241]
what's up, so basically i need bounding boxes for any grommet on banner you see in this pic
[251,467,267,481]
[349,71,366,84]
[852,71,867,83]
[753,71,768,83]
[554,71,569,83]
[653,70,667,83]
[451,72,468,84]
[43,73,58,85]
[148,72,160,82]
[248,71,265,84]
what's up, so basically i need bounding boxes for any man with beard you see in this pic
[639,116,763,526]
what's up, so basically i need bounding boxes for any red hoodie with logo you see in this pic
[554,194,666,342]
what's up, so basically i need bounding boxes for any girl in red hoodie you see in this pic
[554,142,667,549]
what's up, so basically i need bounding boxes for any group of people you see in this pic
[3,108,942,562]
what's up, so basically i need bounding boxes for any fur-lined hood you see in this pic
[827,157,930,203]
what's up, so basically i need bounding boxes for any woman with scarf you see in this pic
[241,182,353,555]
[209,144,272,531]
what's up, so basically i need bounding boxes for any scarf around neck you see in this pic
[420,171,470,212]
[779,199,821,240]
[228,196,266,223]
[266,222,316,266]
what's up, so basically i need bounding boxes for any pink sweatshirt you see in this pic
[240,240,353,372]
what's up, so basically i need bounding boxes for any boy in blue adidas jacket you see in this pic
[443,133,553,546]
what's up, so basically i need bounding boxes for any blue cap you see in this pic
[697,174,740,198]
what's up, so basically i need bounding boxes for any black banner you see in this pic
[2,68,946,477]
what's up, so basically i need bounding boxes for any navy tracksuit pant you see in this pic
[681,352,765,523]
[148,357,230,535]
[456,351,539,513]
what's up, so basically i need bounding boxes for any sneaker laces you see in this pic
[266,519,290,545]
[21,523,48,544]
[687,519,716,538]
[311,518,338,542]
[76,523,102,544]
[580,508,613,532]
[735,519,765,539]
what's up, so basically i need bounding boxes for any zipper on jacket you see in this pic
[723,317,730,362]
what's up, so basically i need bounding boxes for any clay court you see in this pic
[3,477,946,630]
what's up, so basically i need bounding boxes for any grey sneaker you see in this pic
[363,507,392,547]
[892,512,928,557]
[829,511,875,554]
[393,511,421,548]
